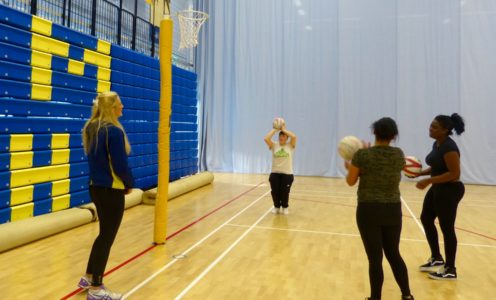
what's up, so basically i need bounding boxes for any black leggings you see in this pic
[269,173,294,208]
[420,182,465,269]
[86,186,125,286]
[357,202,411,299]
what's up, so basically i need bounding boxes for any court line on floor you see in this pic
[61,182,265,300]
[291,191,496,208]
[401,195,496,203]
[241,183,268,187]
[164,185,267,241]
[400,196,425,235]
[291,194,355,200]
[291,197,356,207]
[295,191,496,207]
[122,190,271,299]
[295,196,496,243]
[291,190,356,196]
[225,224,496,249]
[401,196,496,241]
[398,199,496,208]
[174,206,273,300]
[454,226,496,242]
[227,223,361,238]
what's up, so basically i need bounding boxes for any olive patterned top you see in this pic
[351,146,405,203]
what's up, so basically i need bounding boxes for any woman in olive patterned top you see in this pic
[344,117,414,300]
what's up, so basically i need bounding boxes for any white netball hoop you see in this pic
[177,10,209,49]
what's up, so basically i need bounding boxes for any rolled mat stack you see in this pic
[0,207,93,253]
[78,189,144,221]
[0,173,214,253]
[143,172,214,204]
[0,189,143,253]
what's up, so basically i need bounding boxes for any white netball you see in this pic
[338,136,363,161]
[272,117,285,130]
[403,156,422,178]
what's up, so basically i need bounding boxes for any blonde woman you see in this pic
[78,92,133,300]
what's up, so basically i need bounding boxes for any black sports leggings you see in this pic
[420,182,465,269]
[86,186,125,286]
[269,173,294,208]
[357,202,411,299]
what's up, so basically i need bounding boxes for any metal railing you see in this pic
[1,0,158,57]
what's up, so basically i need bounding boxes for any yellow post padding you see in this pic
[154,18,173,244]
[31,15,52,36]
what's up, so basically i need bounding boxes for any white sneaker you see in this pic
[282,208,289,215]
[87,287,122,300]
[78,276,91,290]
[271,207,279,214]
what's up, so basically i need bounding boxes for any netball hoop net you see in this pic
[177,10,209,49]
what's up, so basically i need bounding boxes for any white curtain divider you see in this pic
[195,0,496,185]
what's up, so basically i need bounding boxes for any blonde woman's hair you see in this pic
[82,91,131,155]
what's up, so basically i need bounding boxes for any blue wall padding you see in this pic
[52,23,97,50]
[33,198,52,216]
[0,4,32,31]
[0,189,10,208]
[0,3,199,220]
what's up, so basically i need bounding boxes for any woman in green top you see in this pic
[344,117,413,300]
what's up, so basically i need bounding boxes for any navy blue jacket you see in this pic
[86,123,133,189]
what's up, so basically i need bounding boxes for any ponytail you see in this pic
[450,113,465,135]
[434,113,465,136]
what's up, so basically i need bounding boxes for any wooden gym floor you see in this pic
[0,173,495,299]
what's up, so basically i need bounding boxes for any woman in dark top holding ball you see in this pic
[415,113,465,280]
[344,117,413,300]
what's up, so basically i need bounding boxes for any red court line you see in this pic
[60,182,264,300]
[453,226,496,242]
[60,245,158,299]
[165,183,264,240]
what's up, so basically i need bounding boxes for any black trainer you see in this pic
[402,295,415,300]
[419,257,444,272]
[428,266,457,281]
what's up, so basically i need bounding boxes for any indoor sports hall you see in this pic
[0,1,495,299]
